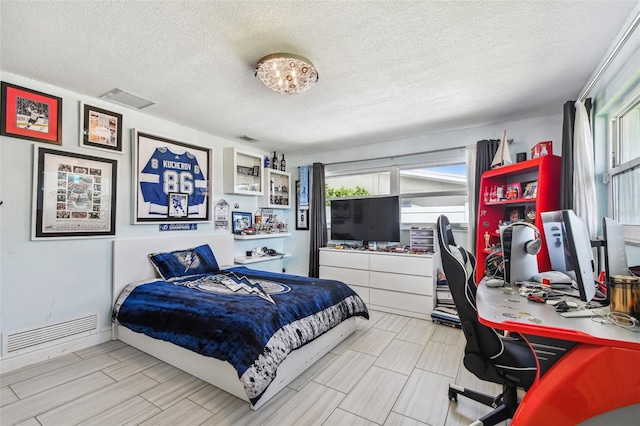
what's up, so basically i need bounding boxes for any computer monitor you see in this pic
[603,216,630,283]
[541,210,596,302]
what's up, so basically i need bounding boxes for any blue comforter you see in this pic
[113,266,368,404]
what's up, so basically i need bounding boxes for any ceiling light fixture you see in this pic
[255,53,318,95]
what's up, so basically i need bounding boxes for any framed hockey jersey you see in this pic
[133,130,212,224]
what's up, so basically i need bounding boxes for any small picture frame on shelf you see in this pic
[506,182,521,200]
[525,205,536,224]
[232,211,252,234]
[237,165,258,176]
[504,206,525,224]
[522,180,538,199]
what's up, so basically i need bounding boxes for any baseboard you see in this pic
[0,327,112,374]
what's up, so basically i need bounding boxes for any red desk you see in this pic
[476,283,640,425]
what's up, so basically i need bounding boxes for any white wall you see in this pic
[0,72,290,369]
[283,113,564,276]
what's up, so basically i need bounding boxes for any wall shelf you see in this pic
[261,169,292,209]
[223,148,264,195]
[234,253,291,264]
[233,233,291,240]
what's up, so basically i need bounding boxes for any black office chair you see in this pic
[436,215,537,425]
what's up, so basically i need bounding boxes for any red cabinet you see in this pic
[475,155,562,282]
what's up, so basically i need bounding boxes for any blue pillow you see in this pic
[148,244,220,280]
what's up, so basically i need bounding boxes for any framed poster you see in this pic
[132,129,212,224]
[296,180,309,230]
[32,146,117,239]
[1,81,62,145]
[80,102,123,153]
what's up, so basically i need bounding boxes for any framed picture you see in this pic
[525,205,536,224]
[80,102,123,153]
[506,182,521,200]
[504,206,525,224]
[522,180,538,199]
[168,192,189,218]
[1,82,62,145]
[232,211,252,234]
[296,180,309,230]
[132,129,212,224]
[32,145,117,239]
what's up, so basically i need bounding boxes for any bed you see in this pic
[112,234,368,410]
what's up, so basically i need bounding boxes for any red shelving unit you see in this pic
[475,155,562,282]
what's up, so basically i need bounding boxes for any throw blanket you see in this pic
[113,266,368,404]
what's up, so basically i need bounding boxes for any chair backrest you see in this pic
[436,215,504,359]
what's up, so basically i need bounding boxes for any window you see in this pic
[610,96,640,243]
[399,163,468,225]
[325,157,468,244]
[325,171,390,197]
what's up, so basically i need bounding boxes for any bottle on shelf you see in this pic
[272,151,278,170]
[280,154,286,172]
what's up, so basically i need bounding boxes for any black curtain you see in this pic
[560,98,592,210]
[472,139,501,250]
[308,162,327,277]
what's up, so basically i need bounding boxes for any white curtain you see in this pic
[573,100,598,239]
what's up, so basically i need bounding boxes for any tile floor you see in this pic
[0,311,507,426]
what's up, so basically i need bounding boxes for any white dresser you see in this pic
[319,248,434,319]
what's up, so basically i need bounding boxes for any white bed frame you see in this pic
[112,234,356,410]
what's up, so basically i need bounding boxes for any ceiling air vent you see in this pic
[101,88,155,110]
[238,135,259,142]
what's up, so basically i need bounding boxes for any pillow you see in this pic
[149,244,220,280]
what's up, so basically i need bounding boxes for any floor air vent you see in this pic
[4,313,99,355]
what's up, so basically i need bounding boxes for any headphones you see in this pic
[502,222,542,255]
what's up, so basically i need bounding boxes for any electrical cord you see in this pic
[590,310,640,332]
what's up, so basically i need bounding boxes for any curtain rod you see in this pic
[323,145,463,166]
[579,11,640,102]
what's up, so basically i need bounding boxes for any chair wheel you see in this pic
[448,389,458,402]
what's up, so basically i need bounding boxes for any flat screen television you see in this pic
[330,195,400,243]
[541,210,596,302]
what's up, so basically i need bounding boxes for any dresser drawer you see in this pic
[319,266,369,287]
[370,288,433,315]
[369,271,432,296]
[320,250,369,269]
[369,253,432,276]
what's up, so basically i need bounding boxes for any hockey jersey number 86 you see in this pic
[139,147,207,216]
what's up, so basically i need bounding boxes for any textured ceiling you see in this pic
[0,1,637,154]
